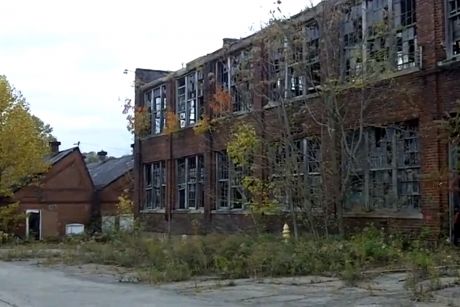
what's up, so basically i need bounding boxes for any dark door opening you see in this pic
[28,211,41,240]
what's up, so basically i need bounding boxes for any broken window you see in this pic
[271,139,322,209]
[269,39,287,101]
[342,2,363,78]
[341,0,418,75]
[345,122,420,212]
[176,70,203,128]
[304,23,321,93]
[394,0,417,70]
[216,151,247,209]
[216,53,252,113]
[143,161,166,210]
[365,0,391,68]
[144,85,167,135]
[230,51,252,112]
[447,0,460,57]
[176,155,204,210]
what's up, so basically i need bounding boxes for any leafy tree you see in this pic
[83,151,101,163]
[0,75,50,198]
[32,115,55,142]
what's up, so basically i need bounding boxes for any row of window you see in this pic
[143,152,246,210]
[142,1,459,137]
[143,123,421,212]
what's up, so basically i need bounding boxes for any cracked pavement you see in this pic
[1,261,460,307]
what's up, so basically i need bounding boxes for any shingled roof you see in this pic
[87,155,133,189]
[47,147,78,165]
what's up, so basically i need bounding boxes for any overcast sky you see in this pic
[0,0,317,157]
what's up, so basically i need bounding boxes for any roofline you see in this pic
[138,1,331,91]
[94,168,133,191]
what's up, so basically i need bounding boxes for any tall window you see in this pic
[447,0,460,57]
[144,161,166,210]
[271,139,321,209]
[216,152,247,209]
[345,122,420,212]
[177,71,203,128]
[394,0,417,70]
[176,155,204,210]
[342,2,363,78]
[216,52,252,113]
[144,85,166,135]
[304,23,321,94]
[269,23,320,100]
[341,0,418,76]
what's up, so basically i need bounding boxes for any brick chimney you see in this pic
[49,140,61,154]
[97,150,108,161]
[223,38,238,47]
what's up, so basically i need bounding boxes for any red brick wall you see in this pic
[134,0,460,236]
[14,149,94,238]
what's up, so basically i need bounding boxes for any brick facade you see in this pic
[134,0,460,237]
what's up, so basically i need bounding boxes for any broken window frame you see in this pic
[303,22,321,94]
[446,0,460,57]
[342,1,364,78]
[176,71,204,128]
[176,155,205,210]
[268,37,288,101]
[148,85,167,135]
[215,151,248,210]
[143,161,166,210]
[216,51,252,113]
[270,138,322,210]
[393,0,418,70]
[344,122,421,212]
[144,85,167,135]
[342,0,418,77]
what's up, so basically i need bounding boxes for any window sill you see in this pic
[389,66,420,78]
[211,208,249,214]
[263,93,320,110]
[140,209,166,214]
[344,210,423,220]
[139,133,167,142]
[232,110,252,117]
[438,56,460,69]
[173,208,204,214]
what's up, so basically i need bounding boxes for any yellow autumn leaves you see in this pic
[0,76,50,197]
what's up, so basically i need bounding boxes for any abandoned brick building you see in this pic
[133,0,460,237]
[14,142,133,239]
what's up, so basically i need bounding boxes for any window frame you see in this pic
[176,155,205,210]
[215,151,247,210]
[144,85,167,135]
[176,71,203,128]
[446,0,460,58]
[270,138,322,210]
[345,123,421,212]
[216,52,252,114]
[143,161,166,210]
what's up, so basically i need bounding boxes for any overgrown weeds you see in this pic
[1,227,459,286]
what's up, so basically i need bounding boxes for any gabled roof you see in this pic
[47,147,78,165]
[87,155,133,190]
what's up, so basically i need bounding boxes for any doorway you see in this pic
[26,210,41,240]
